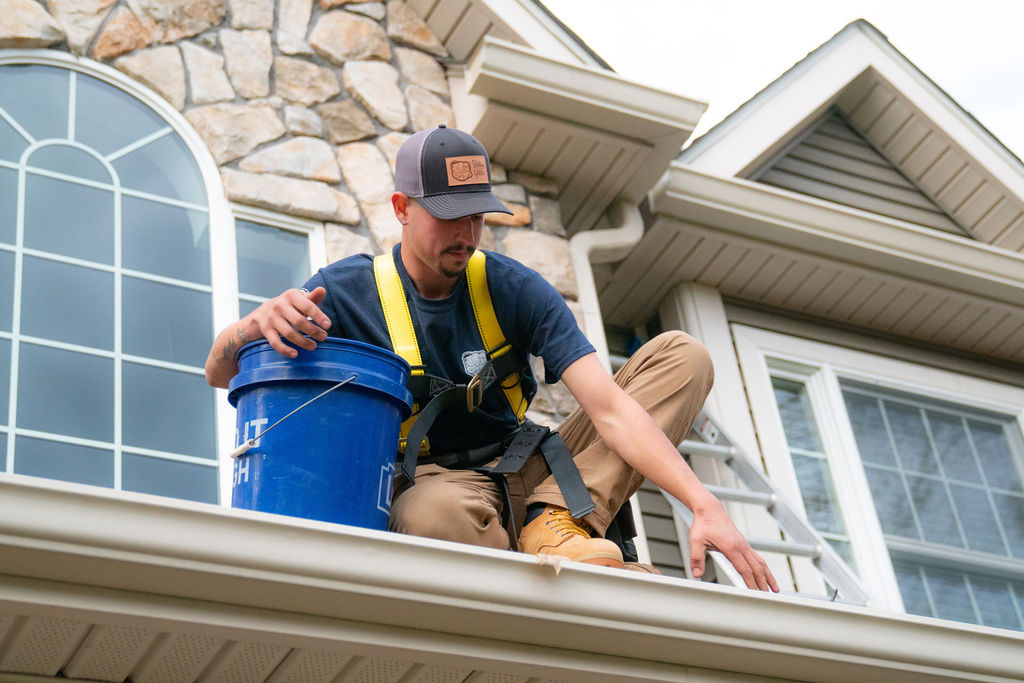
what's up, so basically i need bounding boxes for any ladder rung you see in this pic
[678,440,737,460]
[704,484,774,507]
[747,537,820,558]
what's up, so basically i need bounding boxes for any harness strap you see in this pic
[398,346,525,482]
[373,254,427,454]
[466,251,528,423]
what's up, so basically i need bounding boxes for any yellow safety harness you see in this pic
[373,249,595,524]
[374,251,526,470]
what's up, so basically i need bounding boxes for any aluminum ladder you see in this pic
[664,411,871,605]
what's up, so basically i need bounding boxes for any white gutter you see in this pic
[568,200,649,564]
[1,475,1022,682]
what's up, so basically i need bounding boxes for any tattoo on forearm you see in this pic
[219,327,252,361]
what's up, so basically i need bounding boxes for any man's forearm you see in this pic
[205,321,256,388]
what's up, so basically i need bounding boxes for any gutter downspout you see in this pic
[568,199,650,563]
[568,199,644,372]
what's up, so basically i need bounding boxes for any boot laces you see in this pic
[546,507,591,539]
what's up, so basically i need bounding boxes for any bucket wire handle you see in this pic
[229,374,357,459]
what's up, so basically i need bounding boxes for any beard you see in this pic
[439,245,475,279]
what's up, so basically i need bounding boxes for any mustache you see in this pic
[443,245,475,255]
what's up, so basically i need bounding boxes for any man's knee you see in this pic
[389,477,508,549]
[644,331,714,390]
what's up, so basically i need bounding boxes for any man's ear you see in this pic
[392,192,410,225]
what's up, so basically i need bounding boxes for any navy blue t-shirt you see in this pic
[303,244,594,452]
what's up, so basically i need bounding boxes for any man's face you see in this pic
[405,198,485,279]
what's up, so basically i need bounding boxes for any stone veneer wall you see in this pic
[2,0,581,425]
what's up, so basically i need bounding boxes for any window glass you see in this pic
[123,453,218,503]
[0,166,16,245]
[906,474,963,546]
[894,558,1024,631]
[122,276,212,366]
[926,565,977,623]
[0,65,69,142]
[74,72,165,156]
[772,377,822,451]
[971,420,1024,493]
[929,412,984,484]
[971,575,1024,631]
[122,196,210,284]
[862,466,918,537]
[122,362,216,457]
[994,493,1024,558]
[886,403,940,475]
[0,250,13,331]
[841,391,898,466]
[17,343,113,441]
[239,298,260,318]
[0,117,30,163]
[29,144,109,183]
[0,432,5,471]
[21,256,114,350]
[113,133,206,205]
[24,173,114,264]
[950,483,1005,555]
[2,59,218,508]
[0,337,9,424]
[236,219,311,298]
[845,385,1023,560]
[14,435,113,487]
[771,376,854,566]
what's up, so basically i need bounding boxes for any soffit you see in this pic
[599,166,1024,367]
[406,0,602,66]
[456,38,705,234]
[2,475,1022,682]
[681,21,1024,253]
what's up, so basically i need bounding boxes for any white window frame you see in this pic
[214,204,326,503]
[733,323,1024,614]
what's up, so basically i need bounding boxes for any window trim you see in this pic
[733,323,1024,614]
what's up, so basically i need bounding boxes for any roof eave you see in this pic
[1,474,1022,681]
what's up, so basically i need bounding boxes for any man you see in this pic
[206,125,778,591]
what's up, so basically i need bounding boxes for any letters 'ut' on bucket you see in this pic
[228,337,412,530]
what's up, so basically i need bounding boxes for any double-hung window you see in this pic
[735,325,1024,631]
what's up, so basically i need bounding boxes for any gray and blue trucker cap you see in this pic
[394,125,512,219]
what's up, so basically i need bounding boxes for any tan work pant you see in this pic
[388,330,714,549]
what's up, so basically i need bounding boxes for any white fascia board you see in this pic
[680,22,871,174]
[466,37,707,144]
[682,22,1024,200]
[472,0,604,67]
[652,164,1024,308]
[1,475,1023,682]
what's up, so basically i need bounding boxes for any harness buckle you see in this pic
[466,373,483,412]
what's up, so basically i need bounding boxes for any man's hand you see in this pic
[689,498,779,592]
[205,287,332,388]
[249,287,331,358]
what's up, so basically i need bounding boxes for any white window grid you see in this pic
[733,323,1024,617]
[1,54,225,491]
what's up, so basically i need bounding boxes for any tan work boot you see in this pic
[519,506,624,568]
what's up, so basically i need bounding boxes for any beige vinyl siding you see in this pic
[752,112,966,235]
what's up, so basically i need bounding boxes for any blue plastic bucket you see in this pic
[228,337,412,529]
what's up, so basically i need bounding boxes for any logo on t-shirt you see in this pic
[462,350,486,376]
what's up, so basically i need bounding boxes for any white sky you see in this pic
[540,0,1024,160]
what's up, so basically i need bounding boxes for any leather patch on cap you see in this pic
[445,155,488,186]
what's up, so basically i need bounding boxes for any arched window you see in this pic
[0,54,224,503]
